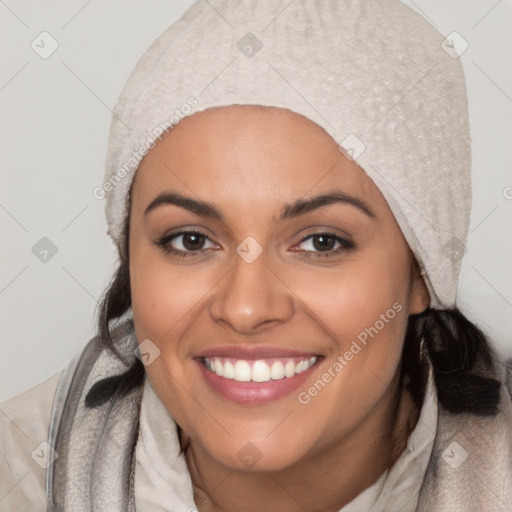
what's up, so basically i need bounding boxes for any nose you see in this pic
[209,249,294,335]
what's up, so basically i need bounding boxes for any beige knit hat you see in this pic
[100,0,472,309]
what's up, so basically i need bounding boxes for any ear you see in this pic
[409,258,430,314]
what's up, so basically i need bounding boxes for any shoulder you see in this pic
[0,370,63,511]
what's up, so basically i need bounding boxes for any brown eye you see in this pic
[155,230,217,257]
[181,232,207,251]
[310,234,337,251]
[295,232,355,259]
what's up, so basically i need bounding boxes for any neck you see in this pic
[181,374,420,512]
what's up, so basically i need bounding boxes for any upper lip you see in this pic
[196,345,320,360]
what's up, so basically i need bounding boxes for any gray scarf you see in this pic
[46,317,141,511]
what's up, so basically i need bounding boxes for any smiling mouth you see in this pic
[200,356,318,383]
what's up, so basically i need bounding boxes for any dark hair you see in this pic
[86,247,502,416]
[402,307,501,416]
[84,215,144,408]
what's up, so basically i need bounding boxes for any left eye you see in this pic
[294,233,354,258]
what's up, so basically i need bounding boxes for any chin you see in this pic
[200,432,312,474]
[218,448,305,474]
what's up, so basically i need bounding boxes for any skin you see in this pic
[128,105,430,512]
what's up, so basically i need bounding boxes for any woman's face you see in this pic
[129,105,429,472]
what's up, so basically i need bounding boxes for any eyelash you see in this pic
[154,230,355,259]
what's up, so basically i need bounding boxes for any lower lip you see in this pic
[195,359,321,405]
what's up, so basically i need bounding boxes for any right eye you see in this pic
[155,230,217,257]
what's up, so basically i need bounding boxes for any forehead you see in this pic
[131,105,384,214]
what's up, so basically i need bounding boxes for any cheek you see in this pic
[282,248,411,403]
[276,244,411,344]
[129,251,216,412]
[129,244,214,347]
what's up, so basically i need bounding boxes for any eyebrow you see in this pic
[144,190,377,221]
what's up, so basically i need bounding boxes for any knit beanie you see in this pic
[100,0,472,309]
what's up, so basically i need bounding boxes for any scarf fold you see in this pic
[134,374,198,511]
[46,313,141,511]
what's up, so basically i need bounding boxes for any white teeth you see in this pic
[204,356,317,382]
[252,360,271,382]
[284,361,295,378]
[270,361,285,380]
[214,358,223,377]
[234,360,252,382]
[223,360,235,379]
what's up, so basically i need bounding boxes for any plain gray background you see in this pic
[1,0,511,401]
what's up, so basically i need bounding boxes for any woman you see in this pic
[1,1,511,511]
